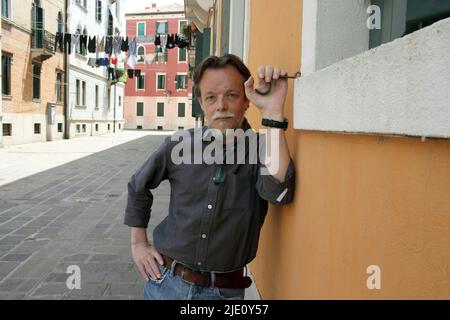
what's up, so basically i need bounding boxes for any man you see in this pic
[124,54,295,300]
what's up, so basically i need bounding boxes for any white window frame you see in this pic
[95,0,102,22]
[178,19,188,33]
[156,73,166,91]
[137,21,146,36]
[177,47,187,63]
[137,45,146,63]
[156,20,168,34]
[136,73,145,91]
[2,0,13,20]
[76,78,86,107]
[175,72,188,90]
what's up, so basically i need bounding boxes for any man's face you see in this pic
[198,66,249,131]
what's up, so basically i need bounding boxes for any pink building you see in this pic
[124,3,196,131]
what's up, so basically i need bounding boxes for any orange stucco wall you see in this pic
[245,0,450,299]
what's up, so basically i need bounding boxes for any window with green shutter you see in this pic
[157,74,166,90]
[137,102,144,116]
[178,103,185,117]
[178,47,187,62]
[138,22,145,36]
[156,21,168,34]
[33,63,41,99]
[157,102,164,117]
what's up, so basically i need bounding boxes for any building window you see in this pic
[118,95,122,107]
[95,123,99,131]
[58,123,63,133]
[2,0,12,19]
[137,46,145,62]
[2,124,12,136]
[137,22,145,36]
[178,47,187,62]
[76,124,81,133]
[108,123,111,131]
[2,52,12,96]
[56,71,63,103]
[157,102,164,117]
[118,123,121,130]
[107,10,113,35]
[34,123,41,134]
[178,126,184,130]
[136,74,145,90]
[175,74,188,89]
[57,11,63,34]
[76,79,86,106]
[108,87,111,110]
[95,85,99,109]
[155,46,168,63]
[178,102,186,117]
[136,102,144,116]
[82,124,86,133]
[157,126,163,130]
[370,0,450,49]
[95,0,102,22]
[156,74,166,90]
[76,0,87,9]
[32,63,41,100]
[137,125,143,130]
[155,21,168,34]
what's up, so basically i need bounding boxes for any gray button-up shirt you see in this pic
[124,119,295,272]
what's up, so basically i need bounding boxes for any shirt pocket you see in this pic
[222,173,253,210]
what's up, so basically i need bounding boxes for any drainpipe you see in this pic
[63,0,69,139]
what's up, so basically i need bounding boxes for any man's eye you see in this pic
[206,96,215,101]
[228,93,238,97]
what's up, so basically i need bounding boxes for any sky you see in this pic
[123,0,184,14]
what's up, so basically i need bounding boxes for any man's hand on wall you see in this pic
[244,65,288,121]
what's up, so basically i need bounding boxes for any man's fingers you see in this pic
[137,263,149,281]
[143,258,158,280]
[152,251,164,266]
[257,66,265,79]
[265,66,273,83]
[273,68,280,79]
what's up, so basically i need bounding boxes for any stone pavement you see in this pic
[0,131,260,300]
[0,132,170,299]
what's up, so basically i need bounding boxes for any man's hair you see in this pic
[193,54,251,99]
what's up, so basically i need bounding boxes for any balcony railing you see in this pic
[31,29,56,61]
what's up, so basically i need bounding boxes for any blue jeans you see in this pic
[143,260,245,300]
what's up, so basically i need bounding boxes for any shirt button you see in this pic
[201,234,207,239]
[207,204,212,210]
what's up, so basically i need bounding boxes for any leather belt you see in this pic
[162,255,252,289]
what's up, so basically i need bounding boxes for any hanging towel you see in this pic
[113,36,122,55]
[97,36,105,52]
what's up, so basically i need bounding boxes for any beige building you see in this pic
[1,0,66,146]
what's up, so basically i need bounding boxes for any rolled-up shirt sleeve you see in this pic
[124,137,170,228]
[256,159,295,206]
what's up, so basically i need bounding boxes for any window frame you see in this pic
[156,73,166,91]
[157,102,164,117]
[32,62,41,100]
[136,73,145,91]
[2,52,12,96]
[178,102,186,117]
[55,70,63,103]
[137,22,146,36]
[136,102,144,116]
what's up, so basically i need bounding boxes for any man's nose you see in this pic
[215,96,227,111]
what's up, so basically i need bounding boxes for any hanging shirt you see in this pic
[113,36,122,55]
[71,34,80,52]
[97,36,105,52]
[88,36,97,53]
[105,36,113,55]
[127,55,137,69]
[128,37,137,56]
[121,37,129,52]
